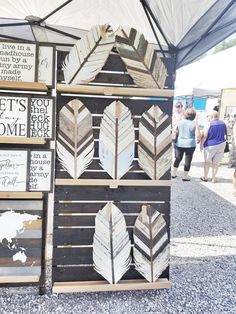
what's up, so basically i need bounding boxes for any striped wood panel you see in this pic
[0,200,43,283]
[53,94,172,284]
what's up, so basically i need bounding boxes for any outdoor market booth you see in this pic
[0,0,235,294]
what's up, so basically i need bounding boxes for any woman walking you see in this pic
[172,108,200,181]
[200,111,227,183]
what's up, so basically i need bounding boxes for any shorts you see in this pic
[204,142,225,163]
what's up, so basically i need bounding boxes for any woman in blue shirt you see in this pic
[200,111,227,183]
[172,108,200,181]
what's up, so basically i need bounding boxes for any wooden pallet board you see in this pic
[53,278,171,293]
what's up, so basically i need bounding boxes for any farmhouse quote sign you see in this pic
[29,150,53,191]
[0,150,28,191]
[0,94,54,139]
[0,42,36,82]
[30,97,55,139]
[0,95,30,137]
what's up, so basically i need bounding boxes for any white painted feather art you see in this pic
[115,27,167,89]
[138,105,172,180]
[57,99,94,178]
[99,100,135,179]
[63,24,115,84]
[93,202,131,284]
[133,205,169,282]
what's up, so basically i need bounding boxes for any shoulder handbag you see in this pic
[224,141,229,153]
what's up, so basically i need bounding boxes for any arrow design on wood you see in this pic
[133,204,169,282]
[63,24,115,84]
[115,27,167,89]
[99,100,135,179]
[93,202,131,284]
[57,99,94,178]
[138,105,172,180]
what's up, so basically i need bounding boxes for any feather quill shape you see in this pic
[63,24,115,84]
[93,202,131,284]
[138,105,172,180]
[133,205,169,282]
[57,99,94,178]
[115,27,167,88]
[99,100,135,179]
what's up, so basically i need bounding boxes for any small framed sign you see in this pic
[30,96,55,139]
[29,150,54,192]
[0,41,36,82]
[0,150,29,191]
[0,95,30,137]
[37,44,56,87]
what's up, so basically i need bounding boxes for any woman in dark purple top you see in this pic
[200,111,227,182]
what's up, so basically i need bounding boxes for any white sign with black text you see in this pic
[30,97,54,139]
[0,95,29,137]
[0,42,36,82]
[29,150,53,191]
[0,150,28,191]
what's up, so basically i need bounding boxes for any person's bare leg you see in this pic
[204,162,211,179]
[212,162,219,183]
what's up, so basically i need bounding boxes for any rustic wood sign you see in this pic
[0,95,30,137]
[29,150,54,192]
[30,96,55,139]
[0,41,36,82]
[0,150,28,191]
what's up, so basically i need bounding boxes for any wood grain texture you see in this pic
[133,205,169,282]
[0,138,45,144]
[0,81,47,91]
[99,100,135,179]
[63,25,115,84]
[53,278,171,293]
[93,203,131,284]
[138,105,172,180]
[115,27,167,89]
[57,99,94,179]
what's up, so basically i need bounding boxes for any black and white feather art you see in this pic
[99,100,135,179]
[133,204,169,282]
[93,202,131,284]
[63,24,115,84]
[138,105,172,180]
[57,99,94,178]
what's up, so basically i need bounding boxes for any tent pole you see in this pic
[140,0,171,50]
[43,25,81,40]
[178,0,236,66]
[39,0,73,23]
[140,0,166,58]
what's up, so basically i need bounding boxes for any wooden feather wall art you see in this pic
[93,202,131,284]
[115,27,167,89]
[57,99,94,178]
[138,105,172,180]
[133,205,169,282]
[63,24,115,84]
[99,100,135,179]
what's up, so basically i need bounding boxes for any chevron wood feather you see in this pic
[99,100,135,179]
[63,24,115,84]
[57,99,94,179]
[115,27,167,89]
[93,202,131,284]
[138,105,172,180]
[133,205,169,282]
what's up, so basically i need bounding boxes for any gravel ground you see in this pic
[0,151,236,314]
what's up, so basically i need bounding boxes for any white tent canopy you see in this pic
[0,0,235,68]
[175,46,236,96]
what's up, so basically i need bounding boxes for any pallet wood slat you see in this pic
[0,192,43,199]
[0,276,40,283]
[57,84,174,97]
[0,138,46,144]
[53,278,171,293]
[0,80,47,91]
[55,179,171,187]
